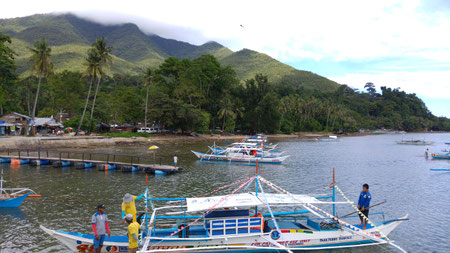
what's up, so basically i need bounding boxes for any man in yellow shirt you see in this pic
[125,214,141,253]
[121,193,144,223]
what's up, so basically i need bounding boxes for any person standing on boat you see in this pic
[122,193,144,223]
[91,204,111,253]
[357,184,371,230]
[173,154,178,166]
[125,214,141,253]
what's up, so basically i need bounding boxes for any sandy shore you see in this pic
[0,132,355,149]
[1,131,441,149]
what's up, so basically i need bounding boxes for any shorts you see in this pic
[359,208,369,218]
[93,234,106,249]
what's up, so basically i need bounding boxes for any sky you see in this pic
[1,0,449,117]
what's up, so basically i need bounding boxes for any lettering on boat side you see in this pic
[370,232,381,237]
[251,240,311,247]
[320,236,352,242]
[76,244,125,252]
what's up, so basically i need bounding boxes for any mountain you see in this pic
[0,13,339,91]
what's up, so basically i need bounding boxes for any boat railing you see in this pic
[208,216,263,237]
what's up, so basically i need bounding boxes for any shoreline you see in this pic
[0,131,447,149]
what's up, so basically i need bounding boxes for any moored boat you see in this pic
[192,151,289,164]
[396,139,433,145]
[41,167,407,253]
[40,225,129,252]
[431,152,450,160]
[1,169,40,208]
[137,172,407,253]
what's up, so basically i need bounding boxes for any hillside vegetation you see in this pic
[1,15,449,134]
[0,13,339,91]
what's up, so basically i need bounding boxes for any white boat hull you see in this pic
[40,225,129,252]
[192,151,289,164]
[139,216,406,252]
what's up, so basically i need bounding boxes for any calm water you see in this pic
[1,133,449,253]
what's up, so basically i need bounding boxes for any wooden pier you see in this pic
[0,148,180,174]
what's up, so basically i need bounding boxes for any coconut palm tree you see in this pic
[29,37,53,135]
[143,67,153,128]
[218,95,235,131]
[76,48,101,135]
[87,37,112,133]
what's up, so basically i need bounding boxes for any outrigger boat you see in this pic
[431,152,450,160]
[41,168,407,253]
[0,169,40,208]
[246,134,278,150]
[192,150,289,164]
[209,143,283,155]
[319,136,339,142]
[396,138,433,145]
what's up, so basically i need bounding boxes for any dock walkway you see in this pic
[0,148,180,174]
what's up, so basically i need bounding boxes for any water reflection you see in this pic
[0,208,26,220]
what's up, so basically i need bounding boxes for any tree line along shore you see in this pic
[1,32,449,135]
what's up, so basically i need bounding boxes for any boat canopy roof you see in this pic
[231,142,258,146]
[186,192,343,213]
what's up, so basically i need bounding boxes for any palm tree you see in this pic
[29,37,53,135]
[143,67,153,128]
[76,49,101,135]
[218,96,235,131]
[87,37,112,133]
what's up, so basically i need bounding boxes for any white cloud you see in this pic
[330,70,450,99]
[1,0,449,116]
[3,0,450,61]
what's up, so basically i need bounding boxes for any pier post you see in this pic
[59,152,61,162]
[18,150,20,159]
[82,153,84,162]
[106,154,109,163]
[27,149,29,156]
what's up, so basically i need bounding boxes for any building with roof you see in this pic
[0,112,64,135]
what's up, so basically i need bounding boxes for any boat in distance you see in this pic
[396,139,433,145]
[192,150,289,164]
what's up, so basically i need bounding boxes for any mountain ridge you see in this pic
[0,13,339,91]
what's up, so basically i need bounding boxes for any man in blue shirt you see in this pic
[91,204,111,253]
[357,184,371,230]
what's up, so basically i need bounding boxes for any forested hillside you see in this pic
[0,13,339,91]
[1,15,449,134]
[1,29,449,133]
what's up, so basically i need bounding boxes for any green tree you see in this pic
[0,32,16,115]
[76,48,100,133]
[29,37,53,134]
[88,37,112,133]
[218,95,235,131]
[143,67,153,127]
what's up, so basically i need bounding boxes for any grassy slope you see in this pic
[1,14,340,91]
[220,49,339,91]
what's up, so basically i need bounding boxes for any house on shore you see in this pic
[0,112,63,136]
[0,112,30,135]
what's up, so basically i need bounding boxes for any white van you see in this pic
[137,127,158,134]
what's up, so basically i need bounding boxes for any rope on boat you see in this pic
[195,176,254,198]
[259,177,407,253]
[258,177,387,244]
[167,176,256,238]
[333,185,390,242]
[334,185,407,253]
